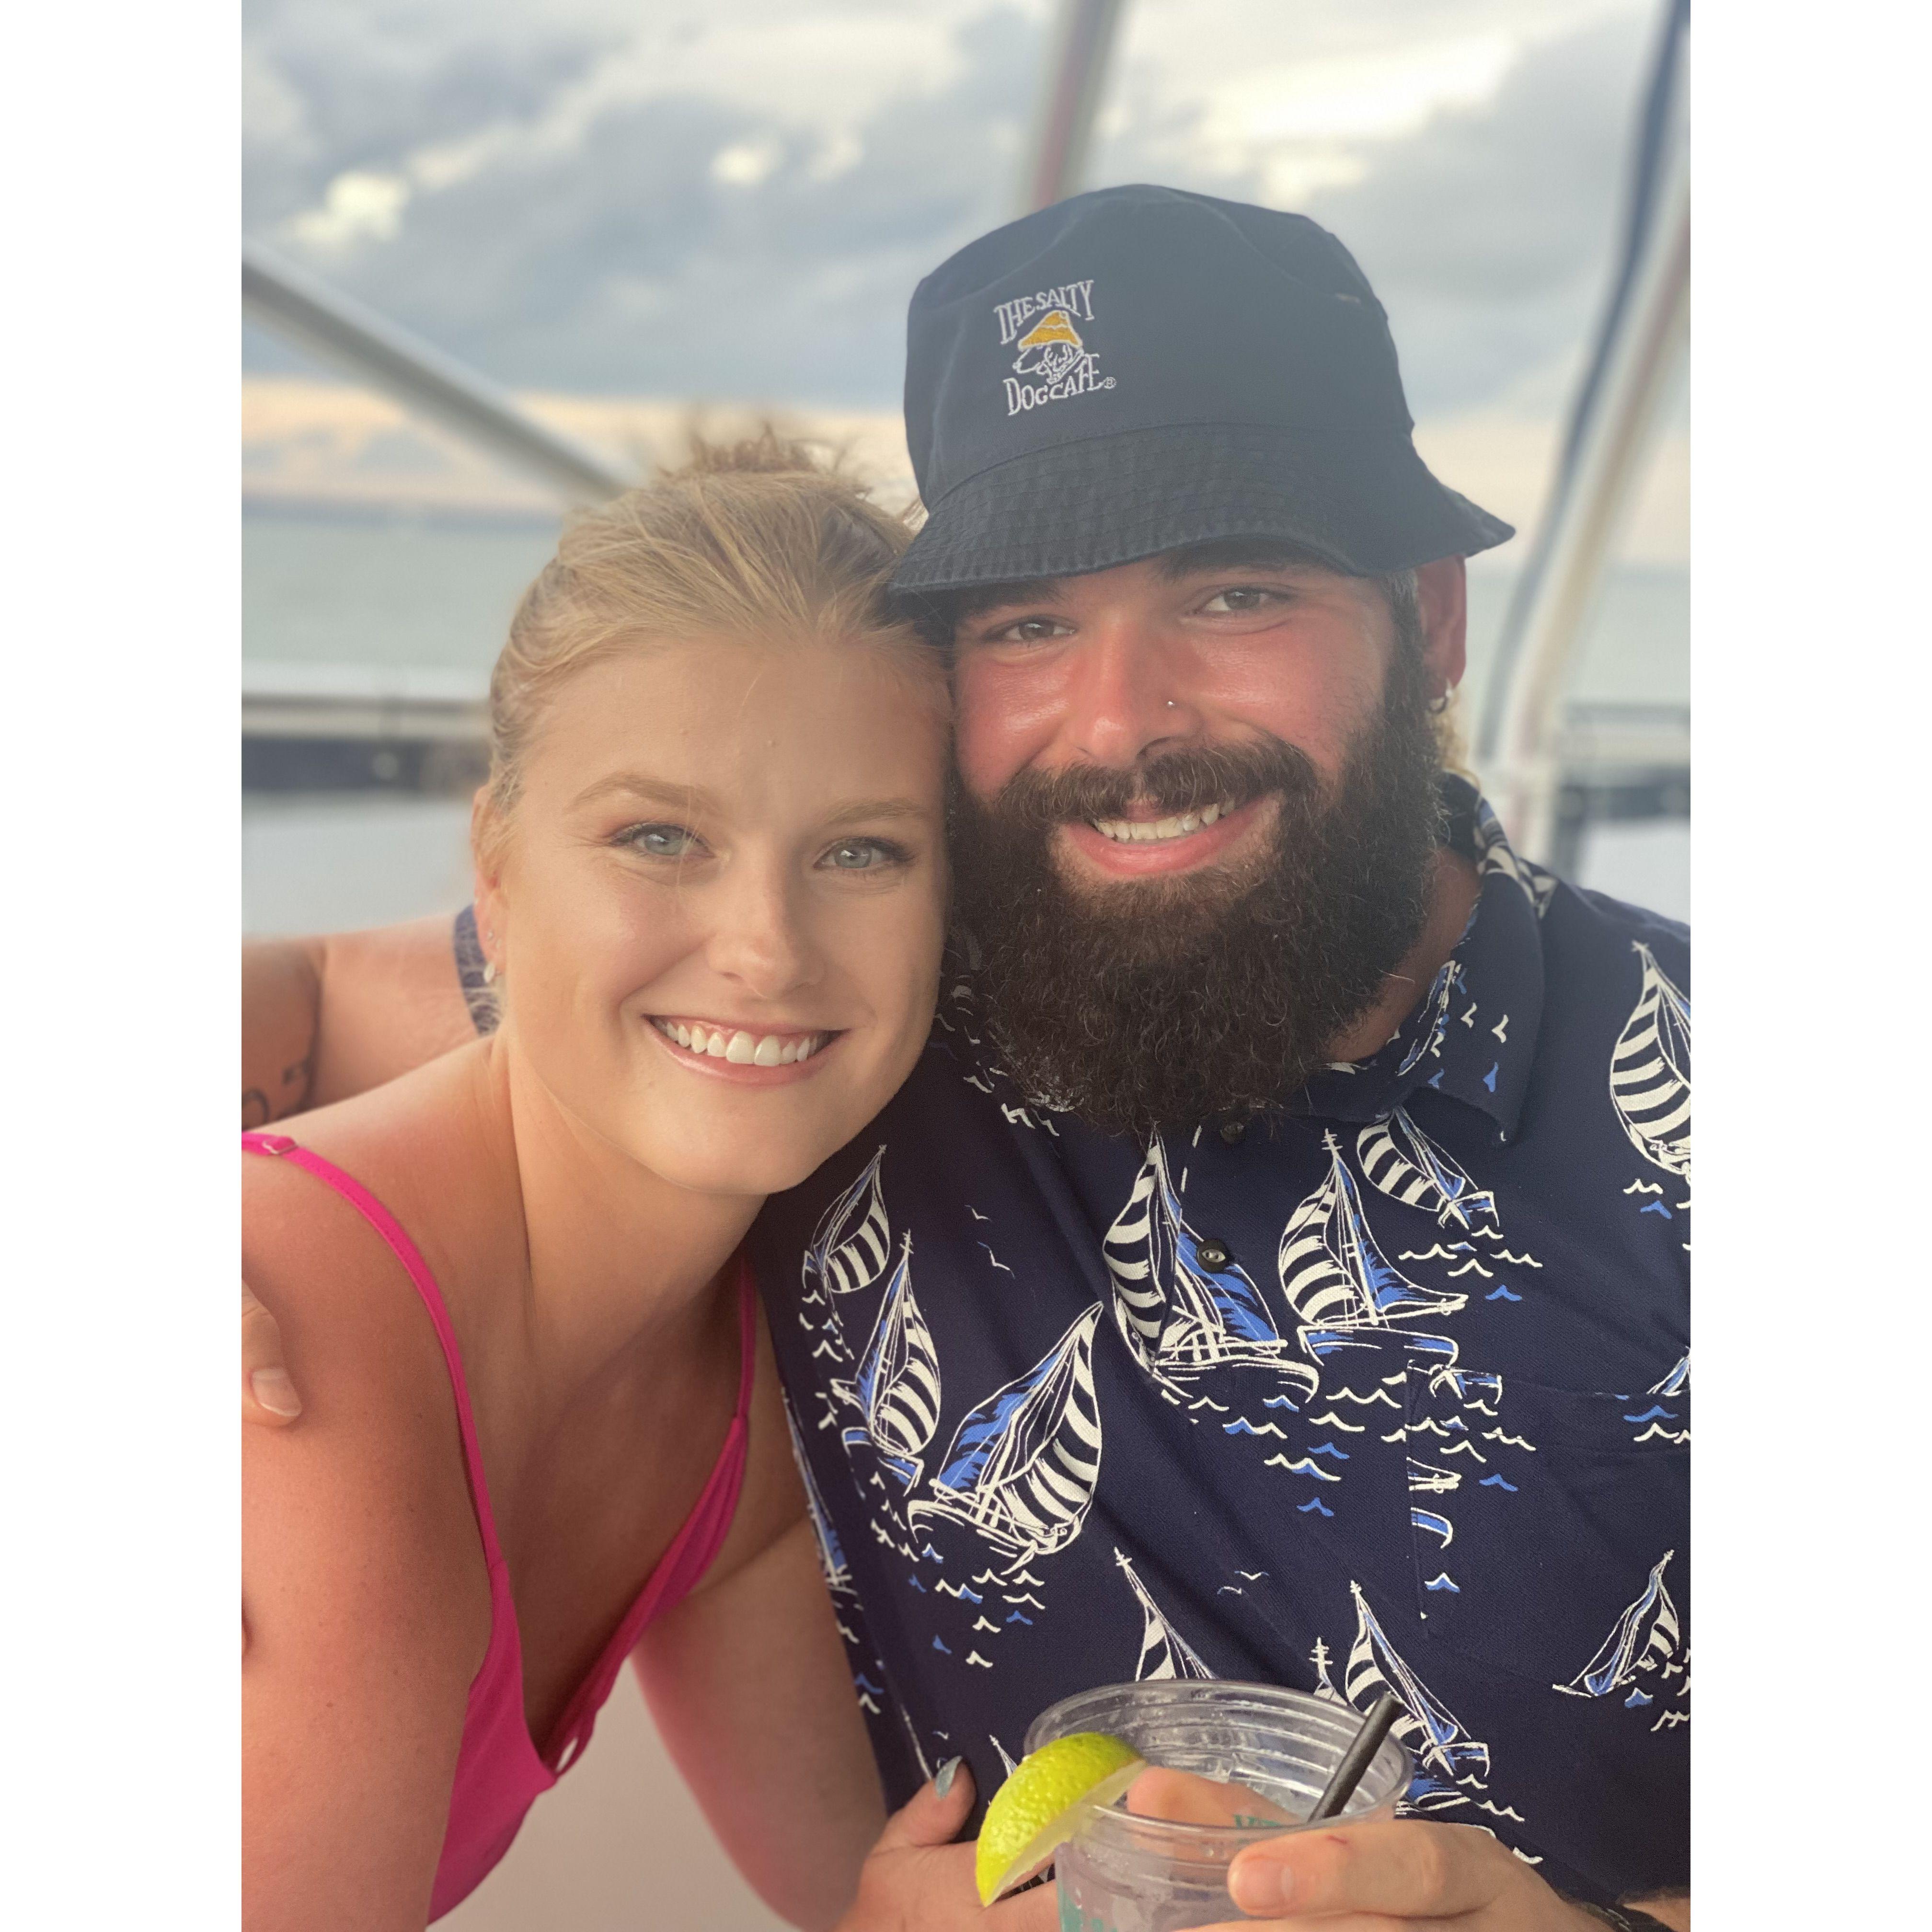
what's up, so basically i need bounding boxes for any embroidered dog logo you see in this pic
[994,280,1116,416]
[1013,309,1085,383]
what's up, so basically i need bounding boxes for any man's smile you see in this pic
[1056,792,1276,879]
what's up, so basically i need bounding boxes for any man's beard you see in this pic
[950,644,1447,1138]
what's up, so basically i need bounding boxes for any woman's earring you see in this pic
[483,962,497,985]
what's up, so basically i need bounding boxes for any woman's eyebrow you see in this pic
[571,772,719,814]
[821,798,936,830]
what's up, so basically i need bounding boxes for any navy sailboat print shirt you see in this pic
[749,777,1690,1907]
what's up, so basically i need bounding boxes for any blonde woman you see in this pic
[242,442,1036,1932]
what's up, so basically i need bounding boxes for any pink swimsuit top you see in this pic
[243,1132,758,1920]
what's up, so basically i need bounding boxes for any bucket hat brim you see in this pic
[889,420,1513,596]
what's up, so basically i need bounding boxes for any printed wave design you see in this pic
[1104,1137,1317,1403]
[830,1236,941,1489]
[908,1305,1104,1567]
[1610,944,1690,1180]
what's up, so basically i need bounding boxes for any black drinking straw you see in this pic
[1307,1694,1402,1823]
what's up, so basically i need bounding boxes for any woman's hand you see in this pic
[835,1763,1058,1932]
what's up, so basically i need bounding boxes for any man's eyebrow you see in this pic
[570,771,720,814]
[953,576,1070,622]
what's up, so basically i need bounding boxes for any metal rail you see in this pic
[1019,0,1128,213]
[1475,0,1690,863]
[243,242,633,505]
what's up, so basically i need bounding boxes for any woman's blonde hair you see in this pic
[478,431,933,866]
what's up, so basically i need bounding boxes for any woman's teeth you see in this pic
[1091,800,1229,844]
[652,1019,828,1066]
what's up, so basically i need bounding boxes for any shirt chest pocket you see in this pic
[1402,1366,1689,1717]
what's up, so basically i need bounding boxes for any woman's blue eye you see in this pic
[823,839,900,872]
[627,824,699,858]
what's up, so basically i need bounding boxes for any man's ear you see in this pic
[1414,556,1468,697]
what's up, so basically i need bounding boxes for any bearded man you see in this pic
[242,188,1689,1930]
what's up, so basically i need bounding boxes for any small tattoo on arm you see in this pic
[242,1088,271,1130]
[280,1057,310,1090]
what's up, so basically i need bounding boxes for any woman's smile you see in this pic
[646,1013,839,1077]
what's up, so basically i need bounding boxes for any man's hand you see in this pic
[243,1281,300,1424]
[835,1764,1056,1932]
[1208,1817,1616,1930]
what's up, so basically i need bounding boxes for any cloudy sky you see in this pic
[242,0,1684,551]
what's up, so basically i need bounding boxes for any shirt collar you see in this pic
[1290,778,1552,1144]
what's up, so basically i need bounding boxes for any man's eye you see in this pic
[821,838,907,872]
[989,617,1072,644]
[1200,586,1283,614]
[622,823,701,858]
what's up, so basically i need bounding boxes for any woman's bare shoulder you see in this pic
[242,1121,493,1670]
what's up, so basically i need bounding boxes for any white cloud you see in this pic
[241,0,1683,563]
[292,169,412,249]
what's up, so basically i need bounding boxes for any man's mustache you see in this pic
[988,737,1324,831]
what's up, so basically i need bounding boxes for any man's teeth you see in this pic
[652,1020,828,1065]
[1091,800,1230,844]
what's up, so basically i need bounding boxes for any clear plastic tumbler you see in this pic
[1025,1681,1412,1932]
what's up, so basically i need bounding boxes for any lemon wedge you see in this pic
[975,1731,1145,1905]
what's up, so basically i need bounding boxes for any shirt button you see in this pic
[1196,1239,1232,1270]
[1218,1119,1247,1145]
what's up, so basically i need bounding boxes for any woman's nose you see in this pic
[706,871,823,1001]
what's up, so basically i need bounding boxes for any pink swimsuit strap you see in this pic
[242,1129,758,1915]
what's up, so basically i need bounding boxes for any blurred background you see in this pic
[242,1,1688,1923]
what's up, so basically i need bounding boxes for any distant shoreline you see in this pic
[243,494,562,534]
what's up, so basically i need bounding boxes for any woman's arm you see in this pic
[631,1518,887,1932]
[243,1165,489,1929]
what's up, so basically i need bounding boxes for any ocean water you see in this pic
[242,514,1688,932]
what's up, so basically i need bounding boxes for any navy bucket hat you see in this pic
[890,184,1513,596]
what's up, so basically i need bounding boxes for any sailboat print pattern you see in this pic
[783,1395,854,1596]
[1104,1138,1317,1403]
[908,1305,1105,1568]
[1553,1551,1681,1703]
[1610,944,1690,1180]
[1357,1108,1500,1239]
[1278,1133,1468,1364]
[804,1147,893,1300]
[1116,1548,1215,1681]
[753,777,1686,1895]
[1344,1582,1491,1813]
[830,1235,942,1489]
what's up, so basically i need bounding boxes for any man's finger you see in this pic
[869,1759,977,1854]
[242,1281,301,1424]
[1226,1818,1507,1921]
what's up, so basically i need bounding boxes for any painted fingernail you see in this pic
[934,1756,963,1798]
[1229,1861,1290,1915]
[252,1368,301,1417]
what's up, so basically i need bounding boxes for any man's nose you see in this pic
[705,863,823,1002]
[1058,618,1203,770]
